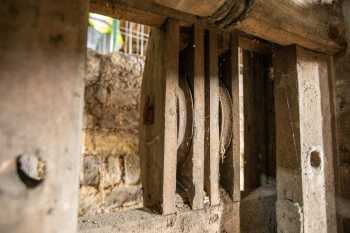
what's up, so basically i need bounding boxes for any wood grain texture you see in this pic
[274,45,337,233]
[139,20,180,215]
[189,25,205,209]
[162,20,180,214]
[230,33,241,202]
[0,0,88,232]
[204,30,220,206]
[153,0,225,17]
[90,0,166,27]
[91,0,343,54]
[234,0,342,54]
[219,32,241,202]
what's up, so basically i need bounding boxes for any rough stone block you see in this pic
[82,155,101,186]
[124,154,141,185]
[80,50,144,216]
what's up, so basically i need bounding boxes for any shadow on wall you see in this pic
[79,50,145,216]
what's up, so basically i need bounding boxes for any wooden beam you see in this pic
[0,0,88,232]
[152,0,226,17]
[89,0,196,27]
[232,0,342,54]
[238,36,272,55]
[274,45,337,233]
[176,25,206,210]
[204,30,220,206]
[230,33,241,202]
[219,32,241,202]
[189,25,205,209]
[139,20,180,215]
[91,0,343,54]
[90,0,166,27]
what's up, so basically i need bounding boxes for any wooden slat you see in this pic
[176,25,205,210]
[139,20,179,215]
[162,20,180,214]
[205,30,220,206]
[274,45,337,233]
[219,32,241,202]
[230,32,241,202]
[189,25,205,209]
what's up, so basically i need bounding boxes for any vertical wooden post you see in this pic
[162,20,180,214]
[188,25,205,209]
[220,32,241,202]
[140,19,179,215]
[230,33,241,203]
[274,45,337,233]
[0,1,88,232]
[205,30,220,206]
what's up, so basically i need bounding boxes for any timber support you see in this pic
[0,0,88,232]
[1,0,348,233]
[91,0,344,54]
[274,45,337,232]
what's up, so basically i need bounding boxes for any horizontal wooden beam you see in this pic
[89,0,195,27]
[90,0,344,54]
[232,0,342,54]
[152,0,226,17]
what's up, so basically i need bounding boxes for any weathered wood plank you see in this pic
[162,20,180,215]
[274,45,337,233]
[139,20,180,215]
[204,30,220,206]
[89,0,195,27]
[219,32,241,202]
[91,0,343,54]
[233,0,342,54]
[230,33,241,202]
[0,1,88,232]
[189,25,205,209]
[153,0,225,17]
[238,36,272,55]
[90,0,166,27]
[176,25,205,210]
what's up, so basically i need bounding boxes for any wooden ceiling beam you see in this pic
[90,0,344,54]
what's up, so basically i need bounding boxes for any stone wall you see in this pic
[79,50,144,216]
